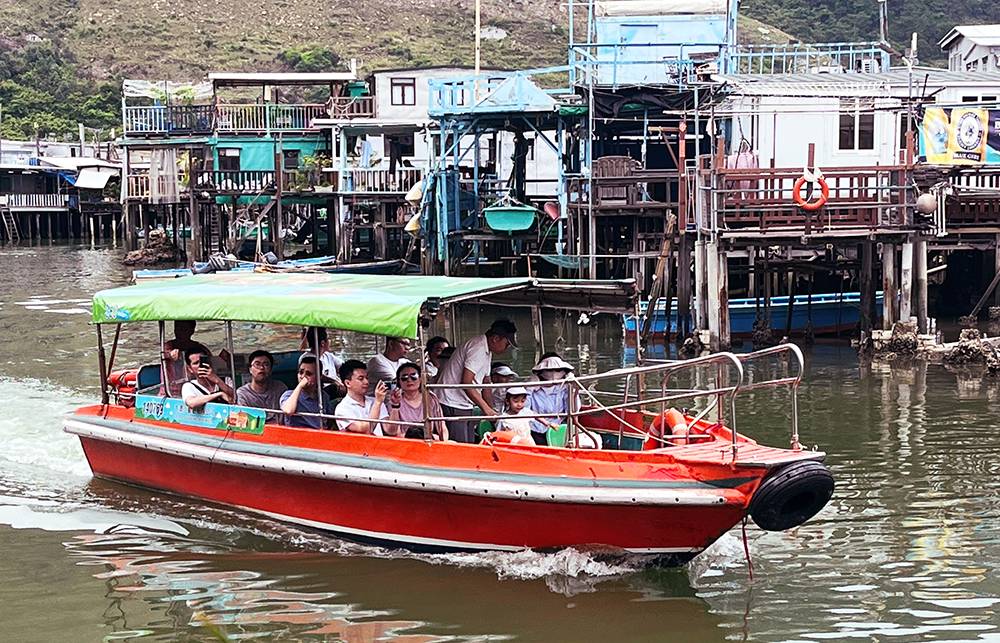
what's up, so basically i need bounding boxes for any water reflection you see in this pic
[3,244,1000,641]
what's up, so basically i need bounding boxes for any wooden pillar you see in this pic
[859,242,875,337]
[915,237,928,334]
[900,240,913,322]
[326,198,336,255]
[993,233,1000,307]
[274,146,284,261]
[677,233,692,338]
[706,238,721,350]
[188,152,202,266]
[718,243,730,350]
[694,237,709,335]
[125,203,137,250]
[881,242,897,329]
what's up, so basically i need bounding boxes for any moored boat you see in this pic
[66,273,833,565]
[624,291,885,337]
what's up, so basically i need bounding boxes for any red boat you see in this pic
[66,273,833,565]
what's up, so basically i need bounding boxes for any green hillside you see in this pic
[743,0,998,65]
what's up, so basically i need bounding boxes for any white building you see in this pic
[319,66,560,196]
[940,25,1000,73]
[717,68,1000,169]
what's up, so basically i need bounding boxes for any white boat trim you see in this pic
[65,418,742,507]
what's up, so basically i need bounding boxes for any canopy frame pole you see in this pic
[159,321,168,396]
[96,323,109,406]
[226,321,237,389]
[107,323,122,375]
[418,320,433,440]
[531,304,545,362]
[313,326,324,418]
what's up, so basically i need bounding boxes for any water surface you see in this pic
[1,243,999,641]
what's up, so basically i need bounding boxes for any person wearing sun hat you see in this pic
[527,355,577,446]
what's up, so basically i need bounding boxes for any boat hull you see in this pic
[624,291,885,337]
[65,408,761,562]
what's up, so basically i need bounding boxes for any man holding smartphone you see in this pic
[181,349,235,410]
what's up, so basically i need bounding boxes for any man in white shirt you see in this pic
[366,336,412,395]
[436,319,517,443]
[180,349,235,410]
[335,360,394,435]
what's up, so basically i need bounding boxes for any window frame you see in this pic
[218,147,241,172]
[390,77,417,106]
[837,98,874,152]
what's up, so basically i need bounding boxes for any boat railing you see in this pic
[428,353,745,450]
[646,343,805,449]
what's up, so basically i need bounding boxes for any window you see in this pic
[383,133,415,158]
[962,95,979,103]
[982,96,997,104]
[218,148,240,171]
[390,77,416,106]
[282,150,300,170]
[838,99,874,151]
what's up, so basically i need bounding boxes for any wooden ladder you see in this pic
[1,206,19,242]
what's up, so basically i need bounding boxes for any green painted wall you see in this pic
[211,135,328,171]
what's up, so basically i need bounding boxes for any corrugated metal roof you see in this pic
[939,25,1000,49]
[715,68,1000,97]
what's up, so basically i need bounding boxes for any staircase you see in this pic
[1,206,19,242]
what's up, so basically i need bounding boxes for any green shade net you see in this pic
[93,272,529,339]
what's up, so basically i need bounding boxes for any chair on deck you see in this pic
[593,156,641,207]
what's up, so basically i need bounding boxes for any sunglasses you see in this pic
[399,373,420,382]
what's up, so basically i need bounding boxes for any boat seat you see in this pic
[137,363,162,391]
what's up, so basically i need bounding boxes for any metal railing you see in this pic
[729,42,891,75]
[123,105,215,134]
[216,103,327,132]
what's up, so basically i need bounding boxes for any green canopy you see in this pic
[92,272,530,339]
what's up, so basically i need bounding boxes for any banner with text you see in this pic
[920,107,1000,165]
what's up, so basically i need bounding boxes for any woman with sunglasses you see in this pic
[388,362,448,441]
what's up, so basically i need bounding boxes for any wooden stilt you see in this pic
[718,244,730,350]
[706,238,721,350]
[881,242,896,329]
[676,233,692,339]
[915,237,928,333]
[859,242,874,337]
[694,238,709,335]
[900,240,913,322]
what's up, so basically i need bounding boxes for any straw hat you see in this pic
[531,356,575,373]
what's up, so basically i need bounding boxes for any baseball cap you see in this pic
[487,319,518,347]
[506,386,529,397]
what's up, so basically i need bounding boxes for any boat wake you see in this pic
[0,377,91,480]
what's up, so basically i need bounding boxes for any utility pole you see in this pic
[474,0,482,100]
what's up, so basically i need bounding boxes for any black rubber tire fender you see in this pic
[749,460,834,531]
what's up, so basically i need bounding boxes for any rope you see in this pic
[741,516,754,582]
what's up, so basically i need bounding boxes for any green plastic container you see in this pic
[548,423,568,448]
[484,205,536,232]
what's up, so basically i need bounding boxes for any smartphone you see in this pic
[199,356,211,368]
[383,379,395,391]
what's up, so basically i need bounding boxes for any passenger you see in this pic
[335,359,392,435]
[302,327,345,396]
[527,351,563,383]
[279,355,333,429]
[387,362,448,441]
[181,349,235,410]
[366,337,412,395]
[235,350,287,422]
[432,346,456,383]
[527,355,577,446]
[496,386,535,442]
[162,320,212,396]
[436,319,518,444]
[424,336,451,380]
[488,362,517,411]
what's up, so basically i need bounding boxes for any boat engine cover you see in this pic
[748,460,834,531]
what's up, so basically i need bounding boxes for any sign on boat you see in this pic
[66,272,834,565]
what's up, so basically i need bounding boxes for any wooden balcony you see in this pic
[123,105,215,135]
[328,96,375,119]
[2,193,69,210]
[336,168,423,194]
[716,166,908,233]
[215,103,327,132]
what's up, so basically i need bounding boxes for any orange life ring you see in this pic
[643,408,689,450]
[792,175,829,211]
[482,431,534,446]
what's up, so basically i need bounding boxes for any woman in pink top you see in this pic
[387,362,448,441]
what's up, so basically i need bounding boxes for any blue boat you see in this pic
[623,291,885,337]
